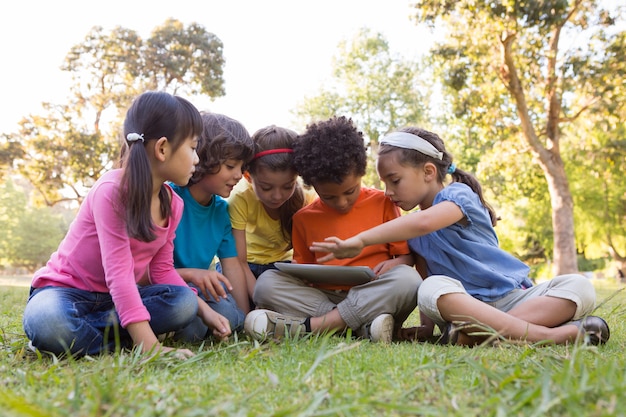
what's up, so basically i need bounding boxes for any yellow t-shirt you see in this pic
[228,181,316,264]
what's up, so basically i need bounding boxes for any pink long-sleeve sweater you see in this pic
[32,169,189,327]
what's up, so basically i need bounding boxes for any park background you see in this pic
[0,0,624,282]
[1,2,626,416]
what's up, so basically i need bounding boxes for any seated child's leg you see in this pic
[338,264,422,331]
[254,269,337,318]
[24,287,130,356]
[176,283,245,341]
[425,276,593,344]
[417,275,468,331]
[140,284,198,335]
[502,274,595,326]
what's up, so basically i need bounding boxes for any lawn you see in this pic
[1,279,624,417]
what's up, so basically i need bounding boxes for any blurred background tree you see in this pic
[7,18,225,207]
[295,28,429,188]
[1,6,624,277]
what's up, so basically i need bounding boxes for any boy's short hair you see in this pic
[294,116,367,186]
[189,112,254,185]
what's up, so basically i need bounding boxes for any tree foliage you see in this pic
[0,178,69,271]
[5,19,225,205]
[412,0,626,274]
[296,28,430,186]
[13,104,110,205]
[565,91,626,275]
[143,19,225,97]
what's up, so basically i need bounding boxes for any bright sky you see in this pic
[0,0,432,136]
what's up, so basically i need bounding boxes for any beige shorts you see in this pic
[418,274,596,328]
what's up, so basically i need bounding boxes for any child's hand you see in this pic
[310,236,364,262]
[373,259,396,275]
[128,322,195,359]
[159,345,195,359]
[187,269,233,302]
[398,312,436,342]
[396,326,433,342]
[209,315,232,341]
[373,254,414,275]
[198,303,232,342]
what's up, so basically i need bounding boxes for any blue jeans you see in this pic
[23,285,198,357]
[175,282,245,341]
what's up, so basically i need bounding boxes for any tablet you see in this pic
[274,262,376,286]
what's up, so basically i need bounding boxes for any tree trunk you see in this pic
[539,154,579,274]
[500,32,579,275]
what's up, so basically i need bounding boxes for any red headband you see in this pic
[252,148,294,160]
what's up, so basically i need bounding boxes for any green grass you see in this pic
[1,280,625,417]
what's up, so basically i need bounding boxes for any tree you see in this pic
[295,29,429,185]
[413,0,626,274]
[143,18,225,97]
[564,77,626,276]
[7,19,226,205]
[13,104,109,205]
[0,133,24,181]
[0,178,68,272]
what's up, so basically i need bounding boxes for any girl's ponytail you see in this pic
[120,91,203,242]
[449,168,498,226]
[121,138,157,241]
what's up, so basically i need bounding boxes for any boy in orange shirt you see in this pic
[244,116,423,342]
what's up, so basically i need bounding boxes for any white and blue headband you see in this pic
[379,132,444,160]
[381,131,456,174]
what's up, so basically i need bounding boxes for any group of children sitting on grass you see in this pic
[22,91,609,359]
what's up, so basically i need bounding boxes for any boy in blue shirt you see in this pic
[172,112,254,340]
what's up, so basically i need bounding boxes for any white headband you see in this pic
[380,132,443,160]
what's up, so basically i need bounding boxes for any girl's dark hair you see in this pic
[120,91,203,241]
[189,112,254,185]
[379,127,498,226]
[293,116,367,186]
[248,125,305,243]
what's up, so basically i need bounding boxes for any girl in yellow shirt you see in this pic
[228,125,315,306]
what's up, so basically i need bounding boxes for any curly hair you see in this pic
[293,116,367,186]
[189,112,254,185]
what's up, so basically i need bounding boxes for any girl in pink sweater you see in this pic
[23,91,230,358]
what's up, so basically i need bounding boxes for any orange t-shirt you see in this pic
[292,187,410,290]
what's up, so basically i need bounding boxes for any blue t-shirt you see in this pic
[171,184,238,269]
[408,182,533,302]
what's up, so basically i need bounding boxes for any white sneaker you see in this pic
[361,314,394,343]
[244,309,307,341]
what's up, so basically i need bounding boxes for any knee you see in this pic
[566,274,596,315]
[172,286,198,325]
[153,286,198,329]
[390,264,423,290]
[23,296,78,354]
[417,276,439,305]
